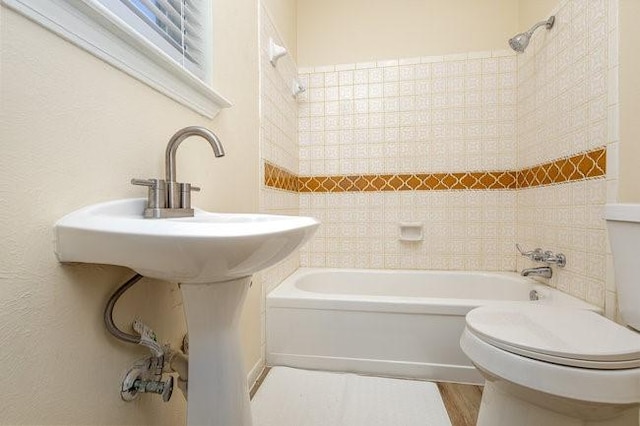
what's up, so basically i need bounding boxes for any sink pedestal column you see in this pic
[180,277,253,426]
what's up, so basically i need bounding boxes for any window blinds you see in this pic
[117,0,205,78]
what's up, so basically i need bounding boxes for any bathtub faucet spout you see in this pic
[521,266,552,279]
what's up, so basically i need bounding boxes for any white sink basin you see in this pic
[54,198,319,283]
[54,197,319,426]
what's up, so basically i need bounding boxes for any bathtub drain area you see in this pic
[251,367,452,426]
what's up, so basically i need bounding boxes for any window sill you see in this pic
[3,0,232,118]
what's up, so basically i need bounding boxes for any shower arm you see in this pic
[526,16,555,36]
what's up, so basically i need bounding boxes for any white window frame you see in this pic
[2,0,231,118]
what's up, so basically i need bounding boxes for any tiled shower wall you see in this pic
[299,190,516,270]
[291,0,616,312]
[256,5,300,361]
[298,54,518,176]
[296,52,520,271]
[515,0,617,314]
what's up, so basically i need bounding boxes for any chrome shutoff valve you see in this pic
[120,320,174,402]
[121,355,175,402]
[132,376,174,402]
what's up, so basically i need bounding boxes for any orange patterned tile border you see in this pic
[264,162,300,192]
[264,147,606,193]
[517,147,606,188]
[297,172,518,192]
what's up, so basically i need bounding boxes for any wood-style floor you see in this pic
[437,382,483,426]
[250,367,483,426]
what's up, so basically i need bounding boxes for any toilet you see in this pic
[460,204,640,426]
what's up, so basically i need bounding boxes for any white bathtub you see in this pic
[266,268,599,384]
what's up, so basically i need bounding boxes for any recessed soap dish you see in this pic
[399,222,423,241]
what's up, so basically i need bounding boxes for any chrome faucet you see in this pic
[521,266,553,279]
[132,126,225,218]
[516,244,567,267]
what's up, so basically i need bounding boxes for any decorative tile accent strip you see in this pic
[264,147,606,193]
[517,147,606,188]
[264,162,300,192]
[297,171,518,192]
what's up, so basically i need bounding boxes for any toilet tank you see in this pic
[605,204,640,330]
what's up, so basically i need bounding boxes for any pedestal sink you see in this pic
[54,198,319,426]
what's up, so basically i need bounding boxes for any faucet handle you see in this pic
[531,248,544,261]
[131,178,166,209]
[132,178,157,187]
[542,251,567,267]
[516,243,544,261]
[516,243,538,257]
[179,183,200,210]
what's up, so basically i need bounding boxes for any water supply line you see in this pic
[104,273,144,345]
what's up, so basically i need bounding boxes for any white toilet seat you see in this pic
[461,304,640,405]
[460,328,640,405]
[465,304,640,369]
[475,334,640,369]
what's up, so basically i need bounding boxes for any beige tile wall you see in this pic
[298,51,518,176]
[517,181,607,307]
[300,191,516,271]
[515,0,616,313]
[257,4,300,362]
[260,14,299,174]
[296,51,520,272]
[517,1,609,167]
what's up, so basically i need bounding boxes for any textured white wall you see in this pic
[296,0,519,66]
[518,0,560,29]
[0,0,260,423]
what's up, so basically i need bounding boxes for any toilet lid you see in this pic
[466,305,640,369]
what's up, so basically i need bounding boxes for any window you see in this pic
[103,0,206,79]
[3,0,231,117]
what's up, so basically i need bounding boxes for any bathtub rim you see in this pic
[267,267,601,315]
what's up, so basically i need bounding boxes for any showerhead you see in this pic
[509,32,530,53]
[509,15,555,53]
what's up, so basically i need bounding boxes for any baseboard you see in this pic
[247,357,265,389]
[268,353,484,385]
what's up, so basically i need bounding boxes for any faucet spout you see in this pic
[521,266,553,279]
[164,126,225,208]
[165,126,225,184]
